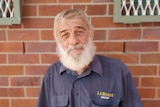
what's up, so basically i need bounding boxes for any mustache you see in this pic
[67,44,84,52]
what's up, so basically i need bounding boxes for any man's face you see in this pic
[57,17,90,57]
[55,17,96,71]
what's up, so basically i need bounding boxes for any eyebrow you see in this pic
[59,29,67,34]
[75,26,86,31]
[59,26,86,34]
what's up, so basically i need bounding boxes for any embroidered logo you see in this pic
[97,91,114,100]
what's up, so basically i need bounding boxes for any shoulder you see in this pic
[97,55,123,66]
[97,55,129,74]
[44,61,61,76]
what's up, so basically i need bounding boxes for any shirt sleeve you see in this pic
[120,64,143,107]
[37,73,50,107]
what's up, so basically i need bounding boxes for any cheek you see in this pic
[83,31,91,42]
[81,35,89,44]
[60,40,68,50]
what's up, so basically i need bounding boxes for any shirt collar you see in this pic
[90,55,102,76]
[59,63,67,74]
[59,55,102,76]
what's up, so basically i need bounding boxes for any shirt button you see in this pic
[76,92,79,96]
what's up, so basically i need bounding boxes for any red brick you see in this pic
[143,29,160,40]
[25,42,56,52]
[26,88,40,97]
[154,22,160,26]
[106,54,139,64]
[138,88,155,98]
[59,0,91,3]
[87,5,106,15]
[23,6,37,16]
[10,77,41,86]
[0,30,6,41]
[0,54,7,64]
[0,66,23,75]
[125,42,158,52]
[0,77,8,86]
[95,42,123,52]
[24,0,56,3]
[39,5,71,16]
[141,54,160,64]
[8,54,39,64]
[125,24,132,28]
[41,54,59,64]
[141,77,160,87]
[0,35,6,41]
[94,30,106,40]
[92,17,124,28]
[0,25,7,28]
[0,42,23,52]
[11,99,37,107]
[141,22,153,27]
[159,66,160,75]
[0,99,9,107]
[132,23,141,27]
[157,89,160,98]
[23,18,53,28]
[25,65,48,75]
[128,66,157,76]
[133,77,140,87]
[143,100,160,107]
[8,30,39,41]
[108,4,113,15]
[41,30,54,40]
[0,88,24,97]
[108,29,141,40]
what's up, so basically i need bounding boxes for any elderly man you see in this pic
[37,9,143,107]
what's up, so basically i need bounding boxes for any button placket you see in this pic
[71,78,81,107]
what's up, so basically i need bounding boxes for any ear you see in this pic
[89,30,94,39]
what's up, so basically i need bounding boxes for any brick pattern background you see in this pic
[0,0,160,107]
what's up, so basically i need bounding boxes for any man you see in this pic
[37,9,143,107]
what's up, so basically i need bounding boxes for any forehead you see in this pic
[57,18,87,31]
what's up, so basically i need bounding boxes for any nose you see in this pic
[70,33,79,45]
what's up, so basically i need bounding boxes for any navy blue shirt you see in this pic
[37,55,143,107]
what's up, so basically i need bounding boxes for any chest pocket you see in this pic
[50,95,68,107]
[91,96,119,107]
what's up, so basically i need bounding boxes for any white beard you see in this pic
[56,38,96,71]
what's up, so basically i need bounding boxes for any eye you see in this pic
[61,32,69,39]
[75,30,84,35]
[62,33,67,37]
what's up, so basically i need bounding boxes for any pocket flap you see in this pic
[51,95,68,106]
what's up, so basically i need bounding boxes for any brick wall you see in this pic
[0,0,160,107]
